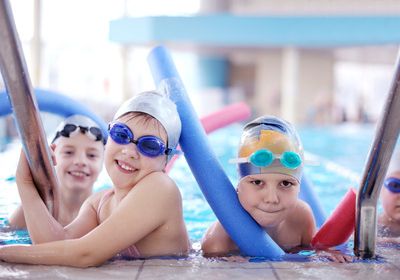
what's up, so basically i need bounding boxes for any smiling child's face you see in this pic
[54,133,104,192]
[104,113,168,190]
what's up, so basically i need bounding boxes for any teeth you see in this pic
[118,161,134,171]
[69,171,87,177]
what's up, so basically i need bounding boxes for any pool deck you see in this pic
[0,246,399,280]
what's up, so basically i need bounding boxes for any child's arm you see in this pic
[0,172,186,267]
[201,221,238,256]
[14,150,98,243]
[8,206,27,229]
[300,201,317,246]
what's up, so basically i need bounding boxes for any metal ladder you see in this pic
[354,49,400,258]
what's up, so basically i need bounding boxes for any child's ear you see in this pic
[49,144,57,166]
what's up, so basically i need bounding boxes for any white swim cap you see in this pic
[113,91,181,161]
[388,148,400,174]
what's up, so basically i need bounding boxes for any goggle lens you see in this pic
[89,127,103,141]
[250,149,273,167]
[281,151,302,169]
[61,124,78,136]
[137,136,164,157]
[384,177,400,193]
[109,123,132,145]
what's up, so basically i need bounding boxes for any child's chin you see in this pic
[256,217,283,228]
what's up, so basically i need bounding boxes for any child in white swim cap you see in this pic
[9,114,105,228]
[2,91,189,266]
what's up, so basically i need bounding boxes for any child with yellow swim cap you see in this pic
[202,115,353,262]
[202,115,316,254]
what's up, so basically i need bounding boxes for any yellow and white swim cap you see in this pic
[231,115,304,182]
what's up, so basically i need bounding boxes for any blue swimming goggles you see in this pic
[229,149,302,170]
[384,177,400,193]
[108,122,180,158]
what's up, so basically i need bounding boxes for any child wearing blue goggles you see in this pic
[378,151,400,239]
[7,91,190,267]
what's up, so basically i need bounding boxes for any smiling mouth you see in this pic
[258,208,283,214]
[116,160,137,173]
[68,171,89,178]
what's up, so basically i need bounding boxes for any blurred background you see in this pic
[1,0,400,127]
[1,0,400,240]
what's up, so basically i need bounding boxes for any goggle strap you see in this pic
[165,148,182,156]
[228,157,248,164]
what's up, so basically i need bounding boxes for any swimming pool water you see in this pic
[171,123,376,241]
[0,123,382,243]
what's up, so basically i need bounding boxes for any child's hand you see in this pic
[315,249,353,263]
[220,255,248,262]
[378,236,400,244]
[15,149,34,186]
[326,252,353,263]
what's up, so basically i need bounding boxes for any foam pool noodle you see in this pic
[311,188,356,249]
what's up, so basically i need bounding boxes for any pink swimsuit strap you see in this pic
[119,244,141,259]
[97,189,114,215]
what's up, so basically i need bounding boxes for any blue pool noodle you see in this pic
[300,175,326,228]
[147,46,284,258]
[0,88,108,140]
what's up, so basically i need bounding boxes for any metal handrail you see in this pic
[0,0,58,215]
[354,49,400,258]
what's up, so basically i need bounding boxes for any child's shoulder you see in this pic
[140,171,178,189]
[296,199,313,213]
[85,189,112,206]
[287,199,315,226]
[134,171,182,200]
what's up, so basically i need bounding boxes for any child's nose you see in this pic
[74,152,88,166]
[263,187,279,204]
[122,144,140,159]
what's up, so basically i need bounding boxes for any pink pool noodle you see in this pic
[166,102,251,173]
[311,188,357,249]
